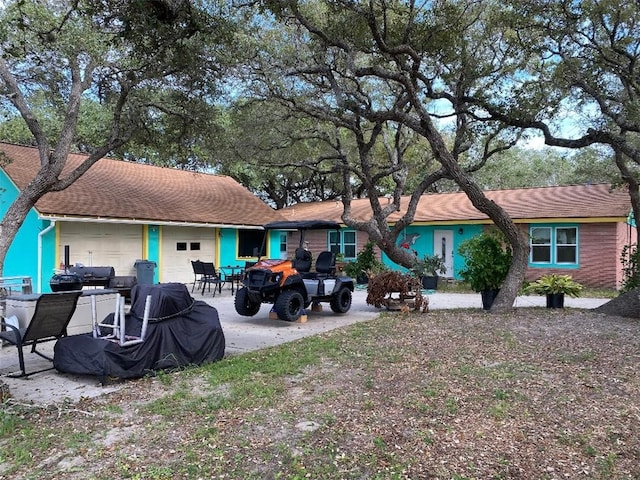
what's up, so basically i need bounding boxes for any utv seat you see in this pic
[315,251,336,276]
[292,248,312,273]
[300,251,336,282]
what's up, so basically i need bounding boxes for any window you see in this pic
[556,227,577,263]
[530,226,578,266]
[279,233,288,259]
[190,242,200,251]
[238,229,265,257]
[531,227,551,263]
[328,230,357,259]
[343,231,356,258]
[176,242,187,251]
[328,231,340,254]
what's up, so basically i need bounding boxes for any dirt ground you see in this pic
[1,306,638,479]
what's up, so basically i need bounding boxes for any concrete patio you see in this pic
[1,285,608,405]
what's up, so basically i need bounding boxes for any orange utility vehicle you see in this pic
[234,220,355,322]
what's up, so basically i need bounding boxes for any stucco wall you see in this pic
[0,168,42,287]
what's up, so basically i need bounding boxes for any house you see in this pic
[0,143,284,292]
[279,184,636,289]
[2,140,634,291]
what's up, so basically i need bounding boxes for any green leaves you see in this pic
[524,274,583,297]
[458,232,512,292]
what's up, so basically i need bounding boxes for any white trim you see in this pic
[37,215,264,230]
[37,220,56,293]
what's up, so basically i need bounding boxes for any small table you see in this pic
[220,266,243,295]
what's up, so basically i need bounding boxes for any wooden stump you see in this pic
[0,380,10,402]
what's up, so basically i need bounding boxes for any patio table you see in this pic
[220,266,243,295]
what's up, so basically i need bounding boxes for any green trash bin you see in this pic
[134,259,156,285]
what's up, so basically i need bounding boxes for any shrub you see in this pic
[523,274,583,297]
[410,254,446,278]
[457,231,512,292]
[344,241,385,280]
[620,243,638,293]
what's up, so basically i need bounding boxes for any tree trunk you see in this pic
[417,117,529,313]
[0,168,56,276]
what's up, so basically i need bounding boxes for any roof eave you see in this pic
[37,214,265,230]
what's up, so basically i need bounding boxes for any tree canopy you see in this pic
[0,0,637,312]
[0,0,244,273]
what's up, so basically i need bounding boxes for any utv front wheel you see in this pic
[330,287,352,313]
[275,290,305,321]
[235,287,261,316]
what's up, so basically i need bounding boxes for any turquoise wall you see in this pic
[0,170,43,288]
[216,228,278,267]
[218,228,239,267]
[381,224,483,279]
[147,225,161,283]
[267,230,280,259]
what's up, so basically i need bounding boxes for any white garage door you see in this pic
[59,223,143,276]
[160,226,216,284]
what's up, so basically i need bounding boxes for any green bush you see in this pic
[523,274,583,297]
[344,241,385,280]
[620,243,638,293]
[457,232,512,292]
[410,254,446,278]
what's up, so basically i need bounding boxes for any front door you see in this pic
[433,230,454,277]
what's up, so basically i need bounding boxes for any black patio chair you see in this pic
[191,260,205,293]
[200,262,224,296]
[0,290,82,377]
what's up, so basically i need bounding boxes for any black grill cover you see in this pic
[53,283,225,379]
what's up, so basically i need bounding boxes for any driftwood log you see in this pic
[366,271,426,311]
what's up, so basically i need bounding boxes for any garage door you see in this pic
[59,223,143,276]
[160,226,216,284]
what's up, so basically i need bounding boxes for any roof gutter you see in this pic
[37,220,56,293]
[37,215,265,230]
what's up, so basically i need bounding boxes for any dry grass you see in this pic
[1,307,639,479]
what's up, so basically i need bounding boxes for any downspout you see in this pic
[38,220,56,293]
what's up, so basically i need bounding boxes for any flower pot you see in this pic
[546,293,565,308]
[481,289,500,310]
[356,272,369,285]
[421,275,438,290]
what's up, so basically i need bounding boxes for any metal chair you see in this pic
[0,291,82,377]
[200,262,224,296]
[92,293,151,347]
[191,260,205,293]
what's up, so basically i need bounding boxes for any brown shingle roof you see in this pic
[1,143,283,227]
[282,184,632,223]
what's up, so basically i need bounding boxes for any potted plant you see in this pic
[523,274,583,308]
[344,241,385,284]
[457,232,512,310]
[410,254,446,290]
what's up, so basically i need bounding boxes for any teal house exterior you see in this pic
[3,142,635,291]
[0,166,54,288]
[279,184,635,289]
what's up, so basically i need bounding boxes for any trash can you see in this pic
[134,259,156,285]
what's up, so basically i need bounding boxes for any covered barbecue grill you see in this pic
[53,283,225,381]
[49,272,83,292]
[68,266,115,288]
